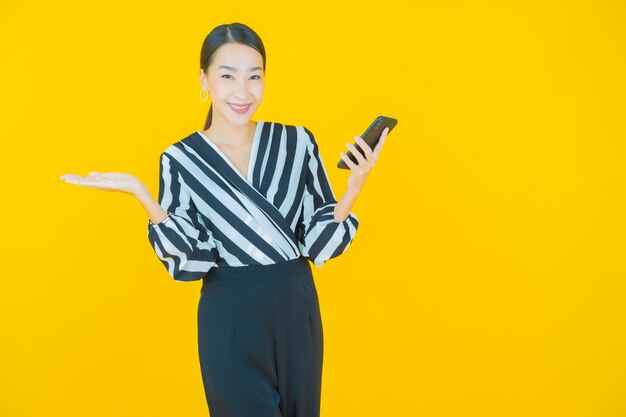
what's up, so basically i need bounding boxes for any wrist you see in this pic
[133,183,151,200]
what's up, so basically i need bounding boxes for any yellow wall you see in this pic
[1,1,625,416]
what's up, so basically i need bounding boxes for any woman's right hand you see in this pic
[60,172,145,196]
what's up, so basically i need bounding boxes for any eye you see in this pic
[221,74,262,80]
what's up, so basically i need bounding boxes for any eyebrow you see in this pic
[218,65,262,72]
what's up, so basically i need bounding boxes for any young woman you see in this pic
[61,22,388,417]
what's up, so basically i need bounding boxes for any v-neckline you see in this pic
[196,120,263,184]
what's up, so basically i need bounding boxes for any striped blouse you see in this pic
[147,120,360,282]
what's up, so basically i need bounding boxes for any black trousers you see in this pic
[198,256,323,417]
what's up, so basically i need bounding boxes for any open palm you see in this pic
[60,172,142,195]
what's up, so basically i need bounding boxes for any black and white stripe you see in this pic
[148,121,359,282]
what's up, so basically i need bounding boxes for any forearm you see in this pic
[333,185,361,223]
[135,185,169,225]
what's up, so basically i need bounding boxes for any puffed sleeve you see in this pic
[297,126,359,268]
[147,152,219,282]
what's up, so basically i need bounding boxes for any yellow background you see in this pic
[1,1,625,416]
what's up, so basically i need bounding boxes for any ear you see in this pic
[199,68,208,86]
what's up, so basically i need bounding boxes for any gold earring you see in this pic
[200,88,210,102]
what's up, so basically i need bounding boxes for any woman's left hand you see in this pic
[340,127,390,192]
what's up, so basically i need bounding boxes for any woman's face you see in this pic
[200,42,265,125]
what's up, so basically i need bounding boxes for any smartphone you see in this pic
[337,115,398,169]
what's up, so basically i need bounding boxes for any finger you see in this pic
[339,151,358,171]
[61,174,81,181]
[72,182,108,189]
[373,134,387,159]
[63,176,96,185]
[354,136,375,163]
[346,141,367,165]
[61,174,92,183]
[64,178,99,187]
[377,127,389,142]
[73,179,115,191]
[62,174,107,185]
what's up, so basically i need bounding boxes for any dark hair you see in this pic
[200,22,267,130]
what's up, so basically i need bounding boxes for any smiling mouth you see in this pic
[228,103,252,112]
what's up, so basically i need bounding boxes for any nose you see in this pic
[233,79,254,99]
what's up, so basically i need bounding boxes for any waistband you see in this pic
[202,256,311,284]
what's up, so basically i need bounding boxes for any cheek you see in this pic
[252,84,265,99]
[211,82,229,97]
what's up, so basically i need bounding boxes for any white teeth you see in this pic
[230,103,250,109]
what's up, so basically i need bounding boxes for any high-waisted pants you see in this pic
[197,256,323,417]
